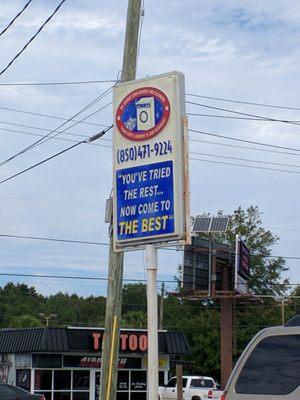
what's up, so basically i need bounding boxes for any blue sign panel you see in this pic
[116,160,174,241]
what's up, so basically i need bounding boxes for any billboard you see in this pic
[235,235,250,295]
[113,72,190,249]
[182,237,234,292]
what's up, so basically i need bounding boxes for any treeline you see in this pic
[1,281,299,380]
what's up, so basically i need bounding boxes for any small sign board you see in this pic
[113,72,190,250]
[235,235,250,295]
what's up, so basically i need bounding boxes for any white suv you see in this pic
[222,315,300,399]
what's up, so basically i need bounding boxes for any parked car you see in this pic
[159,375,223,400]
[0,384,45,400]
[222,314,300,399]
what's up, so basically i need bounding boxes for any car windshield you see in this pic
[190,379,214,388]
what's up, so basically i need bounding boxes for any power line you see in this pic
[189,137,300,157]
[0,104,109,128]
[187,112,300,122]
[191,156,300,174]
[0,0,67,76]
[1,119,299,158]
[0,194,100,210]
[1,233,300,261]
[0,0,32,37]
[0,233,108,246]
[0,125,112,185]
[2,120,299,162]
[0,85,113,166]
[190,151,300,169]
[186,100,300,127]
[0,272,300,291]
[0,118,112,141]
[186,93,300,112]
[187,112,268,121]
[0,79,116,86]
[0,272,170,283]
[189,128,300,153]
[0,125,112,149]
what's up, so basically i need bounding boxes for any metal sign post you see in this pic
[145,244,158,400]
[112,71,189,400]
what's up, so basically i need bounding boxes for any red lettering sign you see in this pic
[92,332,148,352]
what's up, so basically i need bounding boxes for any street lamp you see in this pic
[39,313,57,327]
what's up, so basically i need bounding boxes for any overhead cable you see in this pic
[189,137,300,157]
[0,79,116,86]
[0,0,32,37]
[186,93,300,112]
[0,233,300,260]
[0,104,108,128]
[187,112,300,123]
[0,85,113,166]
[190,157,300,174]
[0,125,113,185]
[189,128,300,153]
[190,151,300,169]
[186,100,300,127]
[0,0,67,76]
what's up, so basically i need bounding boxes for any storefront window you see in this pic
[16,369,31,391]
[131,393,146,400]
[35,370,52,390]
[131,371,147,391]
[118,371,129,391]
[73,393,89,400]
[54,370,71,390]
[73,370,90,390]
[35,393,51,400]
[117,393,129,400]
[54,392,71,400]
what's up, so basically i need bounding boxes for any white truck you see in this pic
[159,375,223,400]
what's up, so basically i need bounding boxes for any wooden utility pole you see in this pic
[100,2,142,400]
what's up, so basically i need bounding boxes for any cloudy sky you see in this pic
[0,0,299,298]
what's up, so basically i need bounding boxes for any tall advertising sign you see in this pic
[113,72,189,250]
[235,235,251,295]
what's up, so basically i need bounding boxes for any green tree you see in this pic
[197,206,288,295]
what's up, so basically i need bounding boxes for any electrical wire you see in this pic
[187,112,300,122]
[0,125,112,185]
[186,93,300,112]
[190,156,300,174]
[189,137,300,157]
[186,100,300,127]
[0,126,112,148]
[3,120,300,175]
[0,85,113,166]
[0,104,109,128]
[189,128,300,153]
[0,0,67,76]
[1,119,299,158]
[0,233,300,261]
[0,79,116,86]
[0,194,100,210]
[190,151,300,169]
[0,0,32,37]
[0,118,112,141]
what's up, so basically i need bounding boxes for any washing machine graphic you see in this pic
[136,96,155,131]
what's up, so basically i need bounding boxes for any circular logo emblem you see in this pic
[116,87,170,141]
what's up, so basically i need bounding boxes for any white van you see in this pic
[222,315,300,399]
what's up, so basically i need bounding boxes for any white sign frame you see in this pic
[112,71,190,251]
